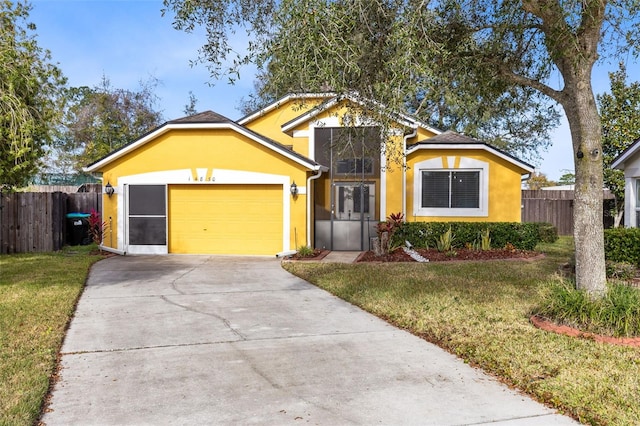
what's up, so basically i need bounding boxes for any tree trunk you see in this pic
[563,77,607,297]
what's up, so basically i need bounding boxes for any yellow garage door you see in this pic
[169,184,283,255]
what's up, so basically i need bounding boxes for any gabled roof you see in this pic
[279,93,442,135]
[83,111,325,173]
[611,137,640,170]
[417,131,481,145]
[237,93,335,125]
[406,130,534,173]
[168,110,232,124]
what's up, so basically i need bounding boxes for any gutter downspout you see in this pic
[402,127,418,218]
[307,168,325,247]
[99,245,126,256]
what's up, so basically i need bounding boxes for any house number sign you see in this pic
[187,168,216,182]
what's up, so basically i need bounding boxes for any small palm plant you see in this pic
[436,226,454,252]
[296,245,315,257]
[480,229,491,251]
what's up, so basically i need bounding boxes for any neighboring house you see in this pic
[84,93,534,255]
[611,137,640,227]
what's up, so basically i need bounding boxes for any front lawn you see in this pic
[0,246,103,426]
[283,237,640,425]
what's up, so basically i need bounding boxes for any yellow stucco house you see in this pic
[84,93,533,255]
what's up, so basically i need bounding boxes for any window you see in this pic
[413,157,488,217]
[422,171,479,209]
[336,158,374,175]
[337,184,370,215]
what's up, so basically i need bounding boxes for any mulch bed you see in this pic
[289,249,331,261]
[530,315,640,347]
[357,247,542,263]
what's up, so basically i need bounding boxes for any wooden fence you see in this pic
[0,192,101,254]
[521,189,615,236]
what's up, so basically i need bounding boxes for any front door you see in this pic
[126,184,167,254]
[315,181,377,251]
[313,126,381,251]
[333,182,376,250]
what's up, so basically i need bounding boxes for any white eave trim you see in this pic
[280,94,441,136]
[406,143,534,174]
[612,141,640,170]
[237,93,336,125]
[281,97,341,133]
[83,122,322,173]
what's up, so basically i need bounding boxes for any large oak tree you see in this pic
[163,0,640,295]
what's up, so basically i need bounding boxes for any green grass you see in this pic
[0,246,104,426]
[283,237,640,425]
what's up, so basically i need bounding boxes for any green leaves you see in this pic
[50,76,163,172]
[173,0,558,163]
[604,227,640,265]
[598,63,640,205]
[0,1,66,190]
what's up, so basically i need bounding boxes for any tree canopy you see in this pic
[0,1,66,190]
[597,63,640,226]
[527,171,557,189]
[163,0,640,295]
[166,0,558,162]
[49,76,163,173]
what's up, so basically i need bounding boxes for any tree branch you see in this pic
[500,67,565,104]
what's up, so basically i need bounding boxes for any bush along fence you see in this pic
[0,192,101,254]
[390,221,558,252]
[604,228,640,265]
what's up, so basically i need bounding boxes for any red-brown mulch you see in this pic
[357,247,542,263]
[290,249,331,261]
[530,315,640,347]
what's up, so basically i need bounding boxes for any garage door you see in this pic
[168,184,283,255]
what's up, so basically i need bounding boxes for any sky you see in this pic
[28,0,639,181]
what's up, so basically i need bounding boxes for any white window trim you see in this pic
[413,157,489,217]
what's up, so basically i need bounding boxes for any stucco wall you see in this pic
[406,149,525,222]
[99,128,311,253]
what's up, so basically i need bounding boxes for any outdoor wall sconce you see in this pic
[290,181,298,197]
[105,182,115,198]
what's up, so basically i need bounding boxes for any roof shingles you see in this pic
[168,110,232,124]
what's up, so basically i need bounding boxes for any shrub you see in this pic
[436,226,454,252]
[605,261,637,281]
[535,280,640,337]
[87,209,107,246]
[391,222,542,251]
[296,245,315,257]
[374,212,404,255]
[536,222,558,243]
[604,227,640,265]
[479,228,491,250]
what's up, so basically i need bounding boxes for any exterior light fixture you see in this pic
[105,182,115,198]
[290,181,298,197]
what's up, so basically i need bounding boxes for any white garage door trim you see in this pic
[116,168,292,255]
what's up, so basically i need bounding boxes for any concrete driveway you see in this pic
[42,256,578,425]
